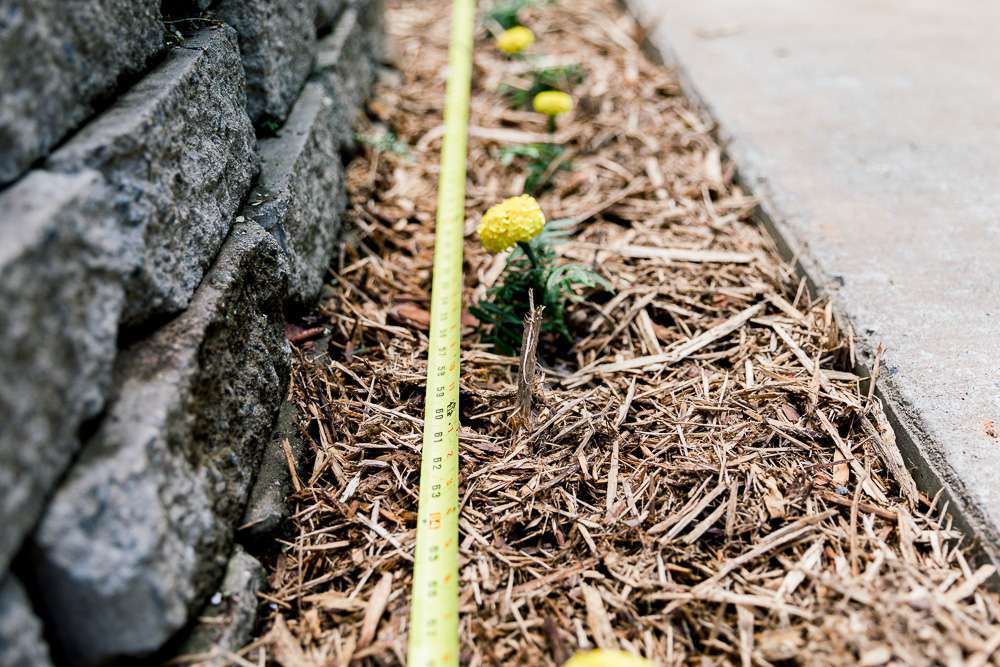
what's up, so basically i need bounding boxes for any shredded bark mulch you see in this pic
[237,1,1000,664]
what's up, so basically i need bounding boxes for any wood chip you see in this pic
[358,573,393,649]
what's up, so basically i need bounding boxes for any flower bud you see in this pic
[477,194,546,254]
[532,90,573,116]
[496,26,535,55]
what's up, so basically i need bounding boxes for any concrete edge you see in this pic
[623,1,1000,580]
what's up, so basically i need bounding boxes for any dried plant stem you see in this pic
[514,293,544,431]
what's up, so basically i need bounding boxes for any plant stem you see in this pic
[518,241,540,269]
[547,115,556,133]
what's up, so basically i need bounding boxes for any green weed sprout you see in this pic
[355,129,410,156]
[498,143,569,195]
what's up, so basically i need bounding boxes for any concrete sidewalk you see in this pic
[627,0,1000,565]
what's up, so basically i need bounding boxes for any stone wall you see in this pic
[0,1,383,664]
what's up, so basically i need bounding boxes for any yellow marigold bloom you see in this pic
[496,26,535,55]
[563,649,655,667]
[533,90,573,116]
[477,194,545,254]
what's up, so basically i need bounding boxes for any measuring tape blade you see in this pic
[407,1,475,665]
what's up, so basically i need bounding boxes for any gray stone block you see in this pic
[0,170,127,573]
[352,0,386,63]
[30,223,291,666]
[213,0,317,126]
[46,27,258,328]
[240,400,306,541]
[316,0,346,31]
[0,576,54,667]
[314,6,379,149]
[0,0,164,185]
[175,546,266,665]
[248,82,346,309]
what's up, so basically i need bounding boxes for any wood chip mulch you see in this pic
[241,0,1000,664]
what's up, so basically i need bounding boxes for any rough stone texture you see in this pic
[30,223,291,666]
[628,0,1000,568]
[0,2,383,661]
[176,546,266,665]
[46,27,258,328]
[213,0,317,126]
[314,6,379,150]
[248,82,347,310]
[0,576,54,667]
[353,0,387,64]
[241,400,306,542]
[0,170,127,573]
[0,0,164,185]
[316,0,345,31]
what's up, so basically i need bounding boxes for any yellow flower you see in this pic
[477,194,545,254]
[496,26,535,55]
[563,649,655,667]
[533,90,573,116]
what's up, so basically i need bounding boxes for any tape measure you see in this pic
[407,1,475,665]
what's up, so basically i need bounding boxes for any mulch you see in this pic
[235,0,1000,664]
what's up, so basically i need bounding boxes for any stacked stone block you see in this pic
[0,171,127,577]
[45,26,259,327]
[317,0,347,31]
[212,0,318,126]
[0,578,53,667]
[0,0,165,185]
[316,3,382,150]
[32,223,291,664]
[0,0,384,663]
[246,82,347,309]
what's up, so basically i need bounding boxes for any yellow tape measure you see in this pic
[407,0,475,665]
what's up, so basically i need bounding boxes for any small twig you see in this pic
[513,290,544,431]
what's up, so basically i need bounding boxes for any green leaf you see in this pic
[538,217,579,245]
[499,63,587,110]
[356,129,410,156]
[497,143,570,195]
[473,235,611,354]
[486,0,536,30]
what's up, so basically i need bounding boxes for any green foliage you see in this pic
[470,233,610,356]
[535,216,579,244]
[499,64,586,109]
[260,119,282,135]
[356,129,411,156]
[486,0,537,30]
[498,143,570,194]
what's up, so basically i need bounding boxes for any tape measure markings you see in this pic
[407,1,476,665]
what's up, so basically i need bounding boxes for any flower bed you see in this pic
[242,1,1000,664]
